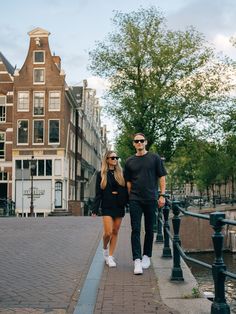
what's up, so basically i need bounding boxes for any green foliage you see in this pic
[191,287,202,298]
[183,286,202,299]
[89,7,235,161]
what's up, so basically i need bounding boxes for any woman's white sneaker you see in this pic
[134,258,143,275]
[103,248,109,263]
[106,256,116,267]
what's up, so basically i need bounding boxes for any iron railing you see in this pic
[0,198,15,217]
[156,197,236,314]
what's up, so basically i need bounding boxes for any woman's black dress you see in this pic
[92,170,128,218]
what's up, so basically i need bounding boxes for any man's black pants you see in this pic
[129,200,156,261]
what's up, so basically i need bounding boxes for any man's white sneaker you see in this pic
[134,258,143,275]
[142,255,151,269]
[106,256,116,267]
[103,248,109,263]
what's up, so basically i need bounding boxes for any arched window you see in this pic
[55,181,62,208]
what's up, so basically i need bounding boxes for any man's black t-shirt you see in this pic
[124,152,167,201]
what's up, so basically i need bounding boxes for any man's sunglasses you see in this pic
[107,156,119,160]
[133,139,145,143]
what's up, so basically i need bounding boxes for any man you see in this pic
[124,133,167,275]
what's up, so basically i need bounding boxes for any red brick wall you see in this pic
[179,216,214,252]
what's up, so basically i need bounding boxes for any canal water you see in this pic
[186,251,236,313]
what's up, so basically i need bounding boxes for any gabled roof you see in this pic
[71,86,83,102]
[28,27,50,37]
[0,52,15,75]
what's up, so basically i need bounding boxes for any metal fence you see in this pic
[156,197,236,314]
[0,198,15,217]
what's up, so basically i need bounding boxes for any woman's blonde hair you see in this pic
[100,150,125,189]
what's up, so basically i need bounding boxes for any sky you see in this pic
[1,0,236,143]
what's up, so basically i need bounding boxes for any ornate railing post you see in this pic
[162,200,172,258]
[171,201,184,281]
[156,204,164,243]
[210,212,230,314]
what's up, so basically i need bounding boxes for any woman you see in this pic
[92,150,128,267]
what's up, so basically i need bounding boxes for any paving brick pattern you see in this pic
[94,216,179,314]
[0,217,102,314]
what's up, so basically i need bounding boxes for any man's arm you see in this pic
[159,176,166,194]
[158,176,166,208]
[127,181,132,194]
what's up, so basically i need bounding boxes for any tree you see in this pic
[89,7,235,161]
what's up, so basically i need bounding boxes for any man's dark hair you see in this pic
[133,132,146,139]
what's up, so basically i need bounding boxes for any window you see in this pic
[49,91,60,111]
[0,172,7,181]
[34,68,45,84]
[0,96,6,122]
[0,106,6,122]
[34,51,45,63]
[17,92,29,111]
[15,159,52,177]
[33,120,44,143]
[38,160,44,176]
[49,120,60,144]
[46,160,52,175]
[54,159,61,176]
[17,120,28,144]
[0,133,5,159]
[33,92,44,115]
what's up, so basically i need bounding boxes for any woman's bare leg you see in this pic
[102,216,113,249]
[109,217,122,256]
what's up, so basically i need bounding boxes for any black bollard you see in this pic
[210,212,230,314]
[162,201,172,258]
[171,201,184,281]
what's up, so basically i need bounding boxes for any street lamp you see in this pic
[29,156,36,217]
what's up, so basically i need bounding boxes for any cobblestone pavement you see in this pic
[0,217,103,314]
[94,216,179,314]
[0,215,180,314]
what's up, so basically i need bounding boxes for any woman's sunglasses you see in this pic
[133,139,145,143]
[107,156,119,160]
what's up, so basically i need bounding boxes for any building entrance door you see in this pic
[55,181,62,208]
[0,183,7,199]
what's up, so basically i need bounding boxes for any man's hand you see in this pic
[158,195,165,208]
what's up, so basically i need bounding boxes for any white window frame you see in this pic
[17,91,29,111]
[48,91,61,111]
[33,91,45,116]
[33,68,45,84]
[48,119,60,144]
[33,120,44,144]
[33,51,45,64]
[0,96,6,122]
[17,119,29,145]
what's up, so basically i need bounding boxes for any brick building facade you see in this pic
[1,27,107,216]
[0,52,14,201]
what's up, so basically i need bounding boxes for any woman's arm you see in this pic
[91,172,102,215]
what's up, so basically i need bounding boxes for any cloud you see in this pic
[212,33,236,58]
[167,0,236,36]
[87,76,109,97]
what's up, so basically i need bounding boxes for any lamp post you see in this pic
[29,156,36,217]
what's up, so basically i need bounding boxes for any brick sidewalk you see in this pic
[94,215,179,314]
[0,217,103,314]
